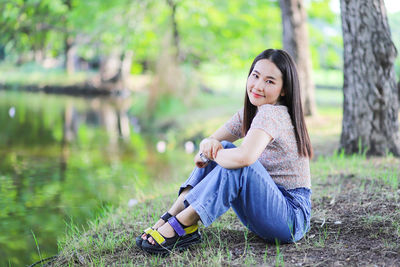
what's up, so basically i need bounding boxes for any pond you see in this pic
[0,90,195,266]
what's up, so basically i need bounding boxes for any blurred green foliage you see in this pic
[0,0,348,74]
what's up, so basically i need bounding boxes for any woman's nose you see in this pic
[254,79,264,91]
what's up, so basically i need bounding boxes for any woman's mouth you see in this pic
[251,92,264,98]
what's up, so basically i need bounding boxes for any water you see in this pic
[0,90,193,266]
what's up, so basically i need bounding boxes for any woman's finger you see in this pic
[211,142,220,159]
[209,146,214,160]
[204,145,212,159]
[213,145,218,159]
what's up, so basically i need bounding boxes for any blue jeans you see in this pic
[179,141,311,243]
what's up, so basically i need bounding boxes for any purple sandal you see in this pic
[135,212,173,249]
[141,216,201,254]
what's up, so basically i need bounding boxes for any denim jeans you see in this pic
[179,141,311,243]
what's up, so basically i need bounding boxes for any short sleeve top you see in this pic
[224,104,311,190]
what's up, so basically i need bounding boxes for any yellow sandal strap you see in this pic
[149,230,166,245]
[184,224,198,235]
[144,227,153,234]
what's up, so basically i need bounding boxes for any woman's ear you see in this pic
[280,90,285,97]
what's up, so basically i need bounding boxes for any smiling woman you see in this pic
[246,59,285,106]
[135,49,314,255]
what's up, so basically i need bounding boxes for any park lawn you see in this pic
[53,154,400,266]
[48,99,400,266]
[52,152,400,266]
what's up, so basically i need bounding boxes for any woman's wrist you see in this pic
[214,148,223,162]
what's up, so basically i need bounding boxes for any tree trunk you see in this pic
[0,45,5,60]
[279,0,316,116]
[398,81,400,103]
[166,0,182,62]
[100,51,122,83]
[339,0,400,156]
[65,36,76,74]
[64,0,75,74]
[120,51,133,80]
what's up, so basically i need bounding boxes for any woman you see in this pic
[136,48,313,254]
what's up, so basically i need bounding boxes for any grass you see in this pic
[8,69,397,265]
[51,136,400,266]
[31,230,43,263]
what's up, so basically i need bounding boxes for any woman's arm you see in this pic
[199,125,239,160]
[209,124,240,143]
[213,128,272,169]
[195,125,240,167]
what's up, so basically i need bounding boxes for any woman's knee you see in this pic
[221,140,236,149]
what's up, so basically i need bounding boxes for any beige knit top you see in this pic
[224,104,311,190]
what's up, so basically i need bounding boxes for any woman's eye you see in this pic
[266,80,273,84]
[252,73,258,78]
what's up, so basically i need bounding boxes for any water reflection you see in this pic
[0,91,192,266]
[62,96,133,143]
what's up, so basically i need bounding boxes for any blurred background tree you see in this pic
[279,0,317,116]
[0,0,399,149]
[0,0,345,88]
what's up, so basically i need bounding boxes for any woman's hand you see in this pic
[199,138,223,160]
[194,152,209,168]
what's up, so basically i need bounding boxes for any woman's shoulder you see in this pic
[235,106,244,121]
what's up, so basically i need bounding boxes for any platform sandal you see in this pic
[141,216,201,255]
[135,211,173,249]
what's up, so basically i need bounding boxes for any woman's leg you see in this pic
[141,142,235,240]
[178,144,235,195]
[140,187,192,241]
[184,159,294,242]
[148,142,298,245]
[147,158,295,244]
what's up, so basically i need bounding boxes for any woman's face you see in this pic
[246,59,284,107]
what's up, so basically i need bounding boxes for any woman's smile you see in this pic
[251,91,264,98]
[246,59,284,106]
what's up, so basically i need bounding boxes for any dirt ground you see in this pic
[246,174,400,266]
[197,171,400,267]
[134,173,399,266]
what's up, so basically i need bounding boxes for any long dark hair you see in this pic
[242,49,313,158]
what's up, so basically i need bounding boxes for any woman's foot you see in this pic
[147,206,200,245]
[142,187,192,241]
[141,216,202,254]
[146,221,176,244]
[140,217,169,240]
[137,187,192,248]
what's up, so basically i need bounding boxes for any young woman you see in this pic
[136,48,313,254]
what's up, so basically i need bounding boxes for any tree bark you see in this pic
[339,0,400,156]
[166,0,182,62]
[279,0,316,116]
[120,50,134,81]
[64,0,75,74]
[398,81,400,103]
[99,51,122,83]
[65,36,76,74]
